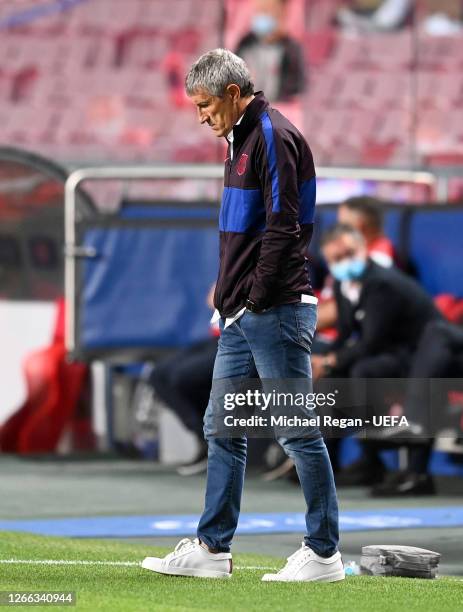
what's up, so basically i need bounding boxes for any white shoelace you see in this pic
[164,538,197,564]
[278,543,313,574]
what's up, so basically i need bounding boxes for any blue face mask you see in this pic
[330,258,367,282]
[251,14,277,37]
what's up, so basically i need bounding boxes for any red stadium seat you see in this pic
[360,32,413,70]
[0,1,460,166]
[336,72,376,110]
[330,35,364,70]
[306,70,343,107]
[306,0,341,31]
[368,71,411,110]
[304,29,338,67]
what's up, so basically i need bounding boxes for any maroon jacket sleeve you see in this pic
[247,126,302,309]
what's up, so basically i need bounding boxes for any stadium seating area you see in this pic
[0,0,462,167]
[305,28,463,166]
[0,0,222,163]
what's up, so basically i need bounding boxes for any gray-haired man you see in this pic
[142,49,343,583]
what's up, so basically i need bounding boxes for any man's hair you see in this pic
[321,223,366,248]
[185,48,254,98]
[340,196,384,232]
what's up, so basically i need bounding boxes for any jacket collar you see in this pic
[230,91,269,148]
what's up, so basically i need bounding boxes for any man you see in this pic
[149,284,219,476]
[337,197,396,268]
[313,224,439,380]
[317,196,397,334]
[149,336,216,475]
[142,49,343,582]
[312,224,440,488]
[371,318,463,496]
[235,0,306,102]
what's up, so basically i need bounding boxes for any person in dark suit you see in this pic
[313,224,440,380]
[370,318,463,496]
[312,224,441,493]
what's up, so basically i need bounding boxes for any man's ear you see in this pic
[226,84,241,103]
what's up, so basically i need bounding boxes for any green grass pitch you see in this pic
[0,532,461,611]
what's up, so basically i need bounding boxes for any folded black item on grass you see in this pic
[360,545,440,579]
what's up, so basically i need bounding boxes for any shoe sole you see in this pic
[262,569,345,583]
[141,558,231,579]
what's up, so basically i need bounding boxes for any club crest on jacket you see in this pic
[236,153,248,176]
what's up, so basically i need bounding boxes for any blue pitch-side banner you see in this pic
[80,226,219,349]
[1,507,463,538]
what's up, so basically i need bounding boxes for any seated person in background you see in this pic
[313,223,438,380]
[149,284,219,476]
[372,317,463,496]
[235,0,305,102]
[317,196,396,334]
[336,0,412,33]
[338,197,395,268]
[312,224,441,489]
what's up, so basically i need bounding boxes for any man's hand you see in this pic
[245,298,266,314]
[206,283,216,311]
[316,298,338,331]
[311,355,326,381]
[311,353,337,380]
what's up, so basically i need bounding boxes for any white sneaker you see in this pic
[262,543,345,582]
[141,538,232,579]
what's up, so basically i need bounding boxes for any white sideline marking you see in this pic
[236,565,277,571]
[0,559,277,571]
[0,559,139,567]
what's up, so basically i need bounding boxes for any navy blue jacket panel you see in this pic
[214,92,316,316]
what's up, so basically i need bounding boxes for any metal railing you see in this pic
[64,163,443,354]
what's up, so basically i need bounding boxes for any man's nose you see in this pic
[198,109,209,125]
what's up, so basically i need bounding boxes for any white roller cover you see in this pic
[0,300,56,425]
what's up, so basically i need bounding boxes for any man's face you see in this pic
[189,87,240,138]
[254,0,285,23]
[338,205,366,235]
[322,233,366,267]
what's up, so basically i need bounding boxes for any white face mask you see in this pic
[251,14,277,38]
[329,257,367,282]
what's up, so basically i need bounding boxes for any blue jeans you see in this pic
[197,303,339,556]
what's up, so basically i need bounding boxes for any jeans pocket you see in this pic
[293,303,317,351]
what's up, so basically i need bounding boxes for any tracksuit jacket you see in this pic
[213,92,316,317]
